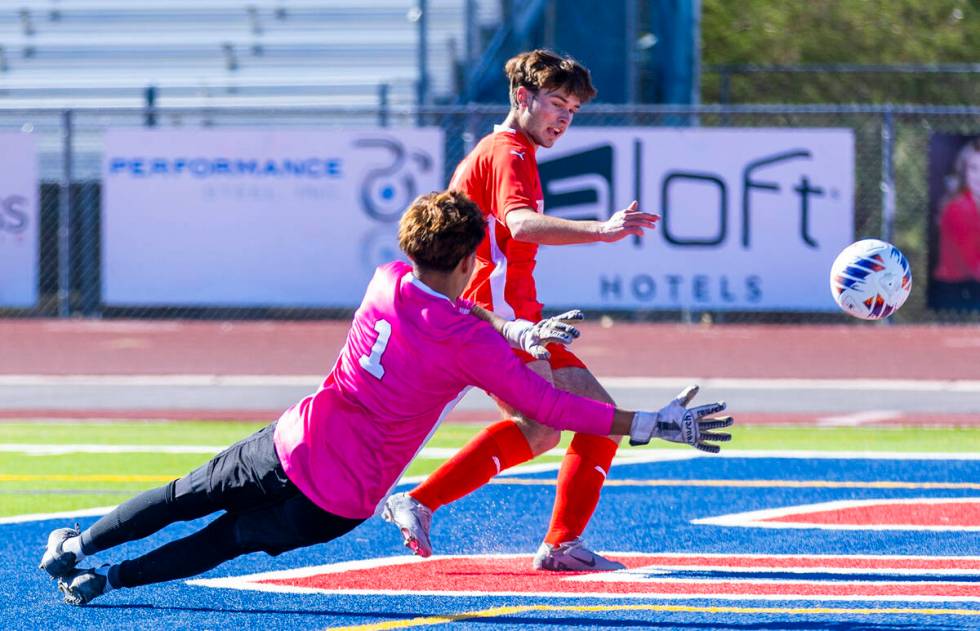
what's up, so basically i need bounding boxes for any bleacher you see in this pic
[0,1,503,178]
[0,0,496,109]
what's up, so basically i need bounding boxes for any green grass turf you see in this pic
[1,422,977,518]
[0,421,266,445]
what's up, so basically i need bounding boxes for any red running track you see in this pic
[0,409,976,427]
[3,319,980,380]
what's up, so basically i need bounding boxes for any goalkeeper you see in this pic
[41,190,732,606]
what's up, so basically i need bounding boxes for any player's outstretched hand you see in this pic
[501,310,584,360]
[597,200,660,243]
[629,385,733,453]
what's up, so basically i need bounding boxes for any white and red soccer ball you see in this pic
[830,239,912,320]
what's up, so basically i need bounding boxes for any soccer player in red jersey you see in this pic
[383,50,663,571]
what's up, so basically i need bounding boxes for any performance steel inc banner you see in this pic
[0,132,38,307]
[102,129,442,306]
[534,128,855,311]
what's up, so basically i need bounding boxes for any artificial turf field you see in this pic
[2,421,979,518]
[3,421,980,629]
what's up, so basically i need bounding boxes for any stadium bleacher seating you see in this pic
[0,0,496,108]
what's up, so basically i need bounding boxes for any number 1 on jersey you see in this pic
[359,319,392,379]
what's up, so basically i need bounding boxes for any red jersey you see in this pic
[450,126,544,322]
[934,190,980,282]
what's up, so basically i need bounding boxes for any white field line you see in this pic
[6,444,980,462]
[6,449,980,525]
[602,377,980,392]
[3,374,980,392]
[188,550,980,588]
[0,375,321,386]
[180,584,980,604]
[569,566,980,578]
[0,444,228,455]
[816,410,904,427]
[0,444,650,457]
[0,505,117,525]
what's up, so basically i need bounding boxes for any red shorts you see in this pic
[512,343,587,371]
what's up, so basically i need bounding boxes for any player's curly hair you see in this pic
[399,190,485,272]
[504,49,597,108]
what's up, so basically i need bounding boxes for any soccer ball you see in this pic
[830,239,912,320]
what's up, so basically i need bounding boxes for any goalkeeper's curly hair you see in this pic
[399,190,485,272]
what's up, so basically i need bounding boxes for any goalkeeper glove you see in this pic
[629,385,733,453]
[501,310,584,360]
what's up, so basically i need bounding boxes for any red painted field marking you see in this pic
[694,498,980,531]
[189,553,980,603]
[766,501,980,527]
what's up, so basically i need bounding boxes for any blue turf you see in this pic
[3,456,979,630]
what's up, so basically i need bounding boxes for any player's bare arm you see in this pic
[505,201,660,245]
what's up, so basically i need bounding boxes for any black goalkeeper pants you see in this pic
[79,423,364,589]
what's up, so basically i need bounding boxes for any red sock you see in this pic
[410,419,533,511]
[544,433,619,545]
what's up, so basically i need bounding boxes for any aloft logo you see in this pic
[0,195,29,234]
[540,143,834,250]
[539,144,615,222]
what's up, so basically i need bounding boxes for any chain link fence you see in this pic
[702,64,980,106]
[1,103,978,323]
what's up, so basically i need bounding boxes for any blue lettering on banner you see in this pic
[0,195,29,234]
[107,157,344,178]
[599,274,763,305]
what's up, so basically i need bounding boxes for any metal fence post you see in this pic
[464,0,477,66]
[144,85,158,127]
[718,67,731,125]
[625,0,636,105]
[878,106,898,327]
[378,83,389,127]
[880,106,896,244]
[415,0,429,127]
[691,0,702,107]
[57,109,73,317]
[719,67,731,105]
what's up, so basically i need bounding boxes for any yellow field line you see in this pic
[490,478,980,490]
[328,603,980,630]
[0,474,174,482]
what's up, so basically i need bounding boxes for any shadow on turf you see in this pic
[77,605,959,630]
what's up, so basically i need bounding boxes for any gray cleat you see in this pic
[58,566,108,606]
[382,492,433,557]
[39,526,81,579]
[532,538,626,571]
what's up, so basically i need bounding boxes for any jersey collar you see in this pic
[404,272,454,304]
[493,124,536,152]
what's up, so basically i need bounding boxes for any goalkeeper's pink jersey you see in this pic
[273,261,614,519]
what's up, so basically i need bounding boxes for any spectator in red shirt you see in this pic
[932,137,980,308]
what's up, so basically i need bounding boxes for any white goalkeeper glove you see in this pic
[500,310,584,360]
[629,385,733,453]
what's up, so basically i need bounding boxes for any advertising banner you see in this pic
[0,132,38,307]
[534,128,855,311]
[102,129,443,306]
